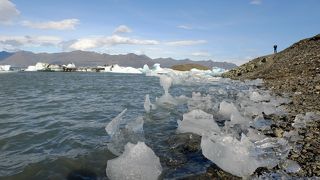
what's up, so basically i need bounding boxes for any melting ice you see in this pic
[106,142,162,180]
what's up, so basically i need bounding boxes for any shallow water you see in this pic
[0,72,221,179]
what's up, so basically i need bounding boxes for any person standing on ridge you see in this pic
[273,44,278,54]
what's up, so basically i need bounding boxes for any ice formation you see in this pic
[187,92,213,112]
[292,112,320,129]
[103,64,142,74]
[225,109,251,128]
[105,109,127,137]
[106,142,162,180]
[159,75,172,94]
[65,63,76,68]
[218,101,238,119]
[0,65,11,72]
[25,62,49,71]
[249,91,271,102]
[177,110,220,136]
[144,94,152,113]
[105,109,145,155]
[279,159,301,173]
[201,133,290,178]
[139,64,150,73]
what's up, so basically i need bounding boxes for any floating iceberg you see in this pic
[139,64,150,74]
[103,64,142,74]
[106,142,162,180]
[0,65,11,72]
[177,110,220,136]
[25,62,49,71]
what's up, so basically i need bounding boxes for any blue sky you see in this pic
[0,0,319,65]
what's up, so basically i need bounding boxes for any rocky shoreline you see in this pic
[221,34,320,178]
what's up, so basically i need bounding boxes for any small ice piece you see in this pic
[159,75,172,94]
[253,115,272,131]
[106,142,162,180]
[225,109,251,128]
[244,79,264,86]
[253,170,290,180]
[292,112,320,129]
[187,92,213,112]
[249,91,271,102]
[144,94,152,113]
[218,101,238,119]
[177,110,220,136]
[155,94,178,107]
[283,130,302,143]
[280,159,301,173]
[201,133,290,178]
[107,115,145,156]
[105,109,127,137]
[125,116,144,133]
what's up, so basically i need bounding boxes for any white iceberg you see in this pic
[103,64,142,74]
[106,142,162,180]
[0,65,11,72]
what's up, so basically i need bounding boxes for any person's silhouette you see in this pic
[273,45,277,54]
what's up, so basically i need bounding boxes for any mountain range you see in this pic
[0,51,237,69]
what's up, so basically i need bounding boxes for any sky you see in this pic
[0,0,319,65]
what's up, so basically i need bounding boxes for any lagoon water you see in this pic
[0,72,217,179]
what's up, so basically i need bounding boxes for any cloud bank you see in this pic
[22,19,80,30]
[66,35,159,50]
[0,0,20,24]
[191,51,210,57]
[0,35,62,50]
[166,40,207,46]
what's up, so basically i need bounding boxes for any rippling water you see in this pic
[0,72,220,179]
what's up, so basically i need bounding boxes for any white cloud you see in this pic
[67,35,159,50]
[166,40,207,46]
[250,0,262,5]
[0,0,20,24]
[0,35,62,50]
[191,51,211,57]
[114,25,132,34]
[22,19,79,30]
[177,25,192,30]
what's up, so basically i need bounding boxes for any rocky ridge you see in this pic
[222,34,320,177]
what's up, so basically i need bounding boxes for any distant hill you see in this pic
[0,50,237,69]
[171,63,210,71]
[0,51,14,61]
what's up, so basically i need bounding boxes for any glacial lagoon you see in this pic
[0,71,310,179]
